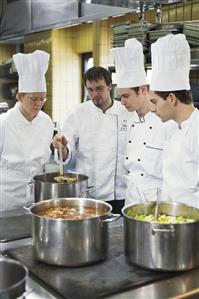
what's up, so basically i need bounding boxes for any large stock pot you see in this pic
[33,172,93,202]
[28,198,120,266]
[122,201,199,271]
[0,258,28,299]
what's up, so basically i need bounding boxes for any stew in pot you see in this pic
[36,206,106,220]
[54,176,78,183]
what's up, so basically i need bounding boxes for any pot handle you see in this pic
[81,186,96,196]
[23,203,35,213]
[101,213,121,223]
[27,181,34,187]
[27,181,35,203]
[23,288,34,297]
[152,226,175,234]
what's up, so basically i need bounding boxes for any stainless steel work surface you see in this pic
[5,226,182,299]
[106,268,199,299]
[0,212,31,243]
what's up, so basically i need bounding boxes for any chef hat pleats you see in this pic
[13,50,50,93]
[111,38,147,88]
[150,34,190,91]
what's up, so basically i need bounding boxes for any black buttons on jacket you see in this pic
[149,126,152,129]
[127,171,130,174]
[129,140,132,143]
[126,157,128,160]
[138,158,141,162]
[141,173,144,176]
[132,124,134,127]
[143,142,146,145]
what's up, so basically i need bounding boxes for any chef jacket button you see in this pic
[129,140,132,143]
[143,142,146,145]
[138,158,140,162]
[141,173,144,176]
[127,171,130,173]
[126,157,128,160]
[132,124,134,127]
[149,126,152,129]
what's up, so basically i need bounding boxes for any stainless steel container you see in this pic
[33,172,92,202]
[122,201,199,271]
[29,198,120,266]
[0,258,28,299]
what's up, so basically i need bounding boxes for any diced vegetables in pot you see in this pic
[126,211,195,224]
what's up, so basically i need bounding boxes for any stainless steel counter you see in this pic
[0,251,57,299]
[2,238,199,299]
[1,211,199,299]
[0,208,57,299]
[1,246,199,299]
[106,268,199,299]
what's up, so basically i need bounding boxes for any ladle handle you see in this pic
[58,141,64,176]
[56,122,64,176]
[154,188,161,220]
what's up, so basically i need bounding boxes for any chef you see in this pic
[111,38,176,205]
[53,66,132,214]
[150,34,199,208]
[0,50,54,211]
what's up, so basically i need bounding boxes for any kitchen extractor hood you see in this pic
[0,0,133,40]
[0,0,183,41]
[80,0,183,8]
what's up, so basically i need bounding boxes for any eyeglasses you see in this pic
[26,96,47,104]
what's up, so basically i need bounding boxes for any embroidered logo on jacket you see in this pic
[120,120,128,132]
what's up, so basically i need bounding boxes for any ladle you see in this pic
[154,188,161,221]
[58,141,64,176]
[56,122,64,177]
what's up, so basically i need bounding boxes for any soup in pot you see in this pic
[36,206,106,220]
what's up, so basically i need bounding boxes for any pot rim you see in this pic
[122,201,199,224]
[29,197,113,221]
[0,258,28,294]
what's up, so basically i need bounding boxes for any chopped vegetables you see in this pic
[127,212,195,224]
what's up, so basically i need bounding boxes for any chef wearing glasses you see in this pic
[0,50,54,211]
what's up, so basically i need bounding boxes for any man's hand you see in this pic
[52,134,69,161]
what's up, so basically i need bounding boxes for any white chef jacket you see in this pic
[60,100,132,201]
[125,112,177,205]
[0,102,54,211]
[162,108,199,208]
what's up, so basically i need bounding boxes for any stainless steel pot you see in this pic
[28,198,120,266]
[122,201,199,271]
[33,172,93,202]
[0,258,28,299]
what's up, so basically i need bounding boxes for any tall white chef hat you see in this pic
[111,38,147,88]
[150,34,190,91]
[13,50,50,93]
